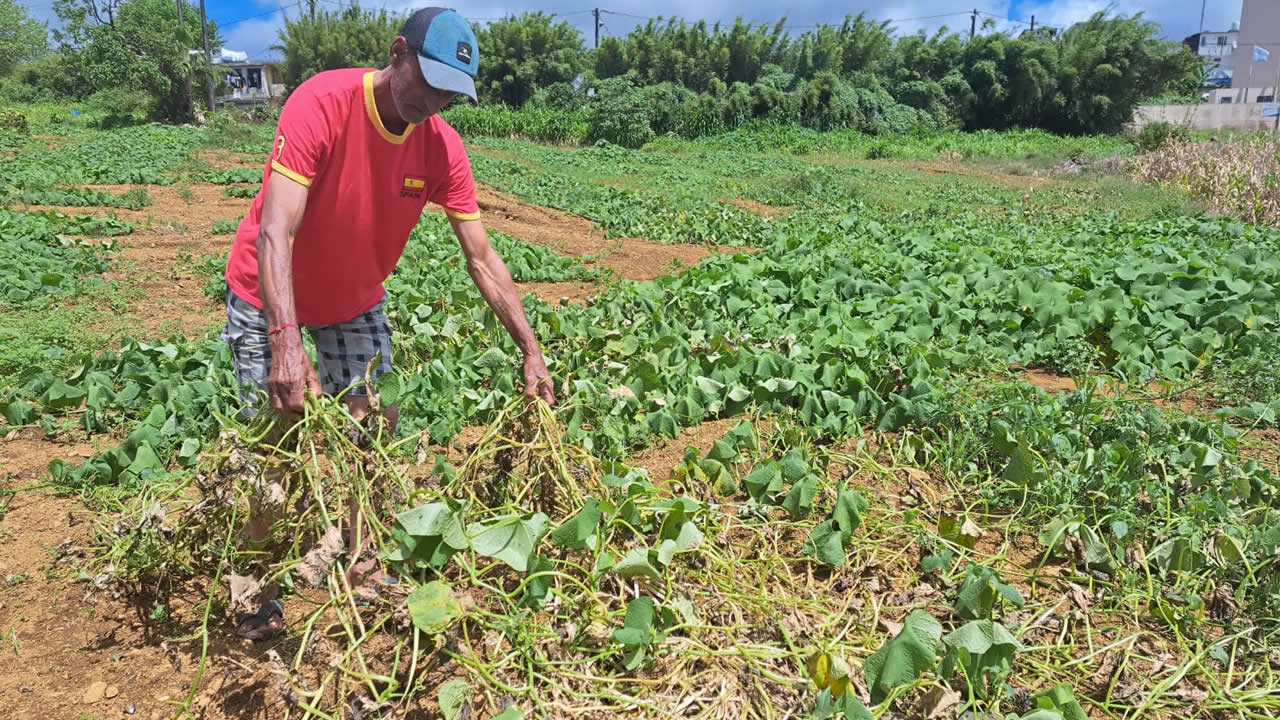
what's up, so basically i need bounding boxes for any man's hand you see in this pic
[522,351,556,406]
[268,331,322,420]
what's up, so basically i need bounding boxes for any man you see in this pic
[222,7,554,637]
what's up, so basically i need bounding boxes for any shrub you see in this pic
[1133,121,1190,153]
[587,78,653,148]
[0,109,28,132]
[530,82,585,111]
[87,88,151,129]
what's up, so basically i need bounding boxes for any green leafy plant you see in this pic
[210,218,239,235]
[612,596,663,670]
[954,564,1025,621]
[803,487,868,567]
[863,609,942,703]
[940,620,1021,698]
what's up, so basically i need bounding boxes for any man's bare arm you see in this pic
[258,172,320,416]
[450,216,555,405]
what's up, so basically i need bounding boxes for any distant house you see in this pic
[213,49,285,105]
[1184,24,1237,88]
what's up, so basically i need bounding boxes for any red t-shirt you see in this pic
[226,68,480,326]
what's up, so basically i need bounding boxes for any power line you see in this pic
[216,1,300,29]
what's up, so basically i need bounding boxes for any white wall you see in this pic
[1135,104,1278,132]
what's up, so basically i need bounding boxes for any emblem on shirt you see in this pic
[401,174,426,200]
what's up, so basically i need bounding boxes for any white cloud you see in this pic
[222,12,290,59]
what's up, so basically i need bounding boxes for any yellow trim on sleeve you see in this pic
[363,71,416,145]
[445,209,481,221]
[271,160,312,187]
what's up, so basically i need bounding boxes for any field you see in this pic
[0,110,1278,720]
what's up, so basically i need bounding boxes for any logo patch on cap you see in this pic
[456,42,472,64]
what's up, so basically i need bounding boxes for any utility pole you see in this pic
[593,8,600,49]
[309,0,316,20]
[199,0,215,112]
[1199,0,1206,35]
[176,0,182,22]
[970,8,977,40]
[1029,15,1035,33]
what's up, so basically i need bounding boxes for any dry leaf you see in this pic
[879,617,904,636]
[915,684,964,719]
[959,518,983,543]
[227,573,266,615]
[900,467,931,482]
[1167,686,1209,703]
[1064,582,1092,612]
[296,526,344,588]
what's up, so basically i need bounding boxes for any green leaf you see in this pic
[438,679,471,720]
[744,462,784,501]
[474,346,509,369]
[657,500,703,553]
[613,596,657,670]
[954,564,1023,621]
[940,620,1021,698]
[614,547,663,580]
[3,399,35,426]
[176,438,202,467]
[550,498,602,550]
[407,580,463,634]
[397,501,469,550]
[1033,683,1088,720]
[41,379,86,410]
[862,609,942,704]
[489,708,522,720]
[377,372,402,406]
[780,448,808,482]
[833,488,868,536]
[468,513,550,573]
[804,520,847,567]
[125,442,164,478]
[781,474,817,518]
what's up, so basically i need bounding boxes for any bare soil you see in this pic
[22,184,246,339]
[474,185,725,281]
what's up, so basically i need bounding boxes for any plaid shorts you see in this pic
[221,291,393,406]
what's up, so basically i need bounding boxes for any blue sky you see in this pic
[24,0,1246,61]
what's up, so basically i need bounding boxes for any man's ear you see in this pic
[390,36,409,65]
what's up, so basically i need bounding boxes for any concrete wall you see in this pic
[1134,104,1277,132]
[1231,0,1280,88]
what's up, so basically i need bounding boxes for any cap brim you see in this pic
[418,55,477,103]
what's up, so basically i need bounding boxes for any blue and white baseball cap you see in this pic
[401,8,479,102]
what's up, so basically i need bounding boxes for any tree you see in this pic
[593,36,628,79]
[53,0,219,121]
[274,4,403,92]
[473,12,584,107]
[0,0,48,77]
[1053,13,1200,133]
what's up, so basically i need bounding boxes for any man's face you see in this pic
[391,38,460,124]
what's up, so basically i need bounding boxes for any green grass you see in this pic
[469,135,1199,224]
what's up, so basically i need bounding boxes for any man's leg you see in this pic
[309,296,395,586]
[221,291,285,637]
